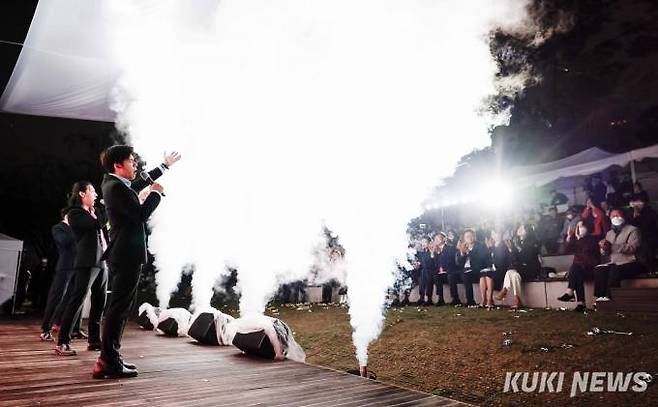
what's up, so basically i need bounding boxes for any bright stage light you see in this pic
[484,178,513,208]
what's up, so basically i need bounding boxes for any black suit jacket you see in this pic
[438,244,458,274]
[457,241,492,273]
[101,167,163,267]
[68,206,106,268]
[51,222,76,271]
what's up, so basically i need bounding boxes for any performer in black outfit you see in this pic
[40,208,81,341]
[94,145,180,379]
[55,182,109,356]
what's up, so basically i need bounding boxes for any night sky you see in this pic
[1,0,657,262]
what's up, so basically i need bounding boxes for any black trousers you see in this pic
[415,269,426,301]
[447,271,475,304]
[593,262,644,298]
[57,266,108,345]
[567,264,588,302]
[41,268,80,333]
[432,273,448,301]
[420,270,434,300]
[101,263,141,365]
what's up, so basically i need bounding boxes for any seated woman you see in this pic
[495,224,540,309]
[490,229,520,309]
[594,208,644,301]
[455,229,490,308]
[557,220,600,312]
[581,198,609,241]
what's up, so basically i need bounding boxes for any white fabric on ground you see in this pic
[157,307,192,337]
[138,302,161,330]
[226,314,306,362]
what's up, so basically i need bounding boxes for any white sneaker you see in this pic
[595,296,611,302]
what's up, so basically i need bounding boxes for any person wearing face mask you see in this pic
[630,195,658,273]
[557,220,600,312]
[594,209,644,301]
[581,197,609,241]
[560,207,581,253]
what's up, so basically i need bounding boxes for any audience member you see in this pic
[417,238,438,305]
[492,229,523,309]
[549,189,569,206]
[538,206,562,255]
[438,232,460,306]
[631,181,650,203]
[560,207,581,251]
[630,195,658,272]
[594,209,644,301]
[557,220,600,312]
[455,229,490,308]
[581,198,609,240]
[588,174,607,205]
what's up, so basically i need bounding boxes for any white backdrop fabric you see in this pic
[0,0,119,122]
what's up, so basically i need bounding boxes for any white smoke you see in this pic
[107,0,535,366]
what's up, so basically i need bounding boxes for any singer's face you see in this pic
[116,154,137,180]
[80,185,97,207]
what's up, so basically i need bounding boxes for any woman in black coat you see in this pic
[55,181,108,356]
[456,229,491,307]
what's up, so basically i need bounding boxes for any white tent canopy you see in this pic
[511,144,658,189]
[1,0,133,122]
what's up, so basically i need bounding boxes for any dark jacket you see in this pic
[51,222,76,271]
[457,241,491,273]
[438,244,458,274]
[631,206,658,247]
[101,167,163,266]
[567,235,600,279]
[512,238,541,280]
[68,206,106,268]
[492,242,513,274]
[417,250,439,276]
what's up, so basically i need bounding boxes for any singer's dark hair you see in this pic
[68,181,93,207]
[60,206,72,219]
[100,144,134,173]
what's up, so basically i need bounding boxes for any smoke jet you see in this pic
[108,0,539,368]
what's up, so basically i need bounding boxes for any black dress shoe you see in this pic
[87,342,102,351]
[435,299,446,306]
[71,330,88,340]
[557,293,576,302]
[120,358,137,370]
[573,304,587,313]
[92,359,138,379]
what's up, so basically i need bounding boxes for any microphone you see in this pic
[140,171,166,197]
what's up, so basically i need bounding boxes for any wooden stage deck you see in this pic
[0,319,468,406]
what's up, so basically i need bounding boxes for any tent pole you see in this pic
[631,159,637,184]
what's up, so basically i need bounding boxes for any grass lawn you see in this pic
[261,304,658,406]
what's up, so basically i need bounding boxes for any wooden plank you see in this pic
[0,319,468,407]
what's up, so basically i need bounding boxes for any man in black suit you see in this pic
[94,145,180,379]
[40,208,81,341]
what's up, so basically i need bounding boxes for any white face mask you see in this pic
[611,217,624,227]
[578,227,588,236]
[567,214,574,220]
